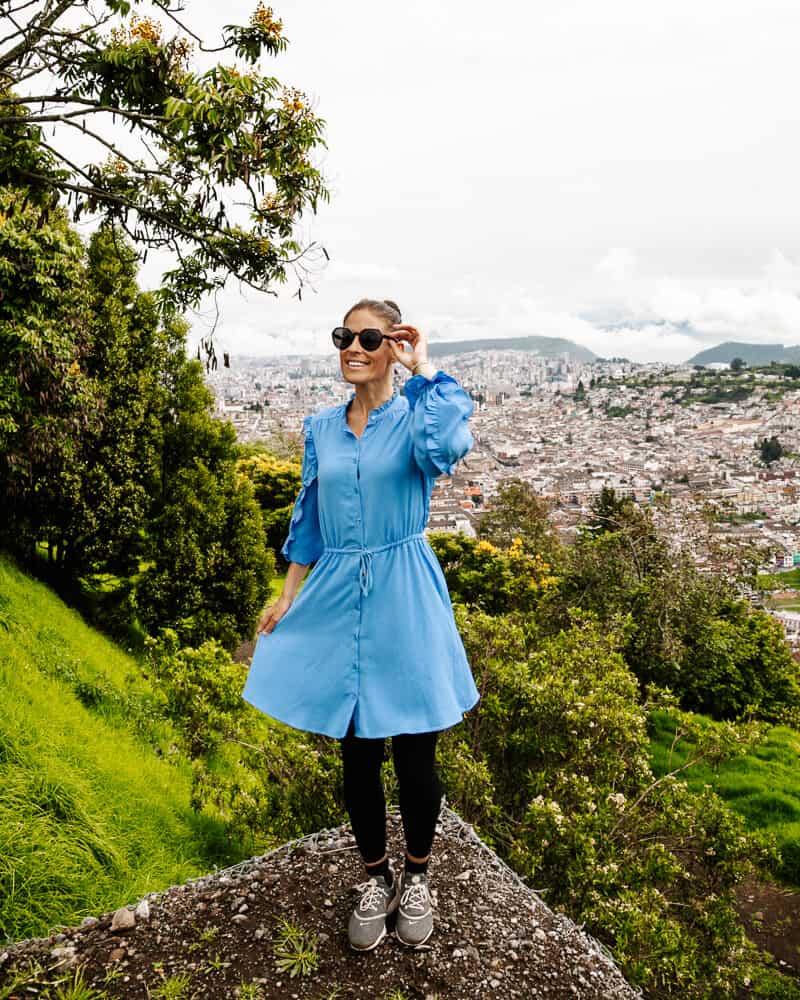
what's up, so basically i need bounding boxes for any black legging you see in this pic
[339,716,443,864]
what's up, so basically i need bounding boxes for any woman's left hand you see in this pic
[387,324,429,373]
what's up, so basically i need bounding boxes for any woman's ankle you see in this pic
[364,854,393,886]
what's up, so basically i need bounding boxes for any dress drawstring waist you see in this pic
[324,532,426,597]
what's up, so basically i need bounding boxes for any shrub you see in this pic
[440,605,783,998]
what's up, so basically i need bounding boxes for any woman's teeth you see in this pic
[347,361,368,368]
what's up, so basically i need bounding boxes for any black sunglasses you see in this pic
[331,327,403,352]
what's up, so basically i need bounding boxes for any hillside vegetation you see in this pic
[0,554,222,943]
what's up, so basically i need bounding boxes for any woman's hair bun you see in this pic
[383,299,401,319]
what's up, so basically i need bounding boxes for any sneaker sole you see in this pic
[348,890,400,952]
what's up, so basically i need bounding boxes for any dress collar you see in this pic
[343,387,399,423]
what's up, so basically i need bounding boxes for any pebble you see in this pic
[110,907,135,933]
[49,945,77,968]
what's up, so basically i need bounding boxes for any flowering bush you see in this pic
[439,606,789,998]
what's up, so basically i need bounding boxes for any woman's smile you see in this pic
[344,357,371,370]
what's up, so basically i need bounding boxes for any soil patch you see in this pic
[737,878,800,975]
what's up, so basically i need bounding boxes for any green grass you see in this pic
[649,710,800,885]
[757,566,800,591]
[0,554,235,945]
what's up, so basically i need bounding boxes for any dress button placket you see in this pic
[354,432,363,685]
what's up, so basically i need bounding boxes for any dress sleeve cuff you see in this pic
[406,371,475,478]
[403,369,456,410]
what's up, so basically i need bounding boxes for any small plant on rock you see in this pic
[43,967,108,999]
[273,916,320,978]
[147,974,194,1000]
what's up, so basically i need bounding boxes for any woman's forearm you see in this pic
[282,561,311,602]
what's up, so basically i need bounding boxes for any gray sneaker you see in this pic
[348,870,400,951]
[395,871,434,946]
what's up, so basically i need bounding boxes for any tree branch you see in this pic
[0,0,75,74]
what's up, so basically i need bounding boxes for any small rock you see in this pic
[80,916,99,928]
[111,907,135,933]
[50,945,77,968]
[134,899,150,921]
[109,947,126,961]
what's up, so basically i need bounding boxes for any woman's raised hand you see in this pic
[387,324,429,373]
[256,594,293,635]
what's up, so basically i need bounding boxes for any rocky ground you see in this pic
[0,805,639,1000]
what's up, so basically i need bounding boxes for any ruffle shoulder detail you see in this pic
[280,415,323,564]
[405,370,475,478]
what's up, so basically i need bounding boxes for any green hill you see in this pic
[687,341,800,366]
[0,554,234,944]
[427,334,596,363]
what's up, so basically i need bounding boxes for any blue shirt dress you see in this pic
[241,369,481,739]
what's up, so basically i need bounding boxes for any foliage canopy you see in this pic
[0,0,328,311]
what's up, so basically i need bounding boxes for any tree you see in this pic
[585,485,632,535]
[0,1,329,316]
[759,435,783,465]
[730,357,746,371]
[476,477,562,566]
[58,227,185,577]
[0,186,99,563]
[554,499,800,722]
[136,459,274,649]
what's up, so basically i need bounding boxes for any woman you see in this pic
[241,298,480,952]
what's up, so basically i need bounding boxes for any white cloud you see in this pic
[97,1,800,365]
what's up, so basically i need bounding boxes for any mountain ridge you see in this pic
[426,335,596,363]
[687,341,800,365]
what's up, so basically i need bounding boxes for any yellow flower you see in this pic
[130,16,162,44]
[67,360,80,377]
[251,3,283,35]
[476,539,498,555]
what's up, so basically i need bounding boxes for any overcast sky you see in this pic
[137,0,800,363]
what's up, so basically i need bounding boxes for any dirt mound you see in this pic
[0,805,639,999]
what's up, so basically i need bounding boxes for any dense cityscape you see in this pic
[205,348,800,650]
[207,350,799,559]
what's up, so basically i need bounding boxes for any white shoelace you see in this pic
[401,880,430,913]
[355,878,388,912]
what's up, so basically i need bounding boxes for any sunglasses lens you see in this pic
[359,329,384,351]
[332,327,353,349]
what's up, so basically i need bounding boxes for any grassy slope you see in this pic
[649,710,800,885]
[757,566,800,590]
[0,554,234,944]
